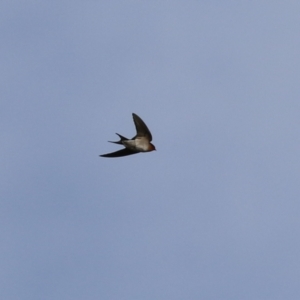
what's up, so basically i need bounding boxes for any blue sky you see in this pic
[1,1,300,299]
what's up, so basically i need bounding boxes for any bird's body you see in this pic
[100,113,156,158]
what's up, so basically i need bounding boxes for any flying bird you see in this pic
[100,113,156,158]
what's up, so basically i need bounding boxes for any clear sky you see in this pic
[1,1,300,299]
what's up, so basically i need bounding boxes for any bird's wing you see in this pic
[100,148,138,158]
[132,113,152,141]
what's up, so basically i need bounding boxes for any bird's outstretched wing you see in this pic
[132,113,152,141]
[100,148,137,158]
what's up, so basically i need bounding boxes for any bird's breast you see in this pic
[134,138,151,152]
[123,138,150,152]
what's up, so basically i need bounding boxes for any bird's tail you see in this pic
[108,133,129,145]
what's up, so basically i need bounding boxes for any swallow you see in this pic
[100,113,156,158]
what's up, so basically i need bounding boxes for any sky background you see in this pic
[1,1,300,299]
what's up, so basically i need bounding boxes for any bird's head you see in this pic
[149,143,156,151]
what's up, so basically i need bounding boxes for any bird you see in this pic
[100,113,156,158]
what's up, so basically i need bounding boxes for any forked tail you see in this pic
[109,133,129,145]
